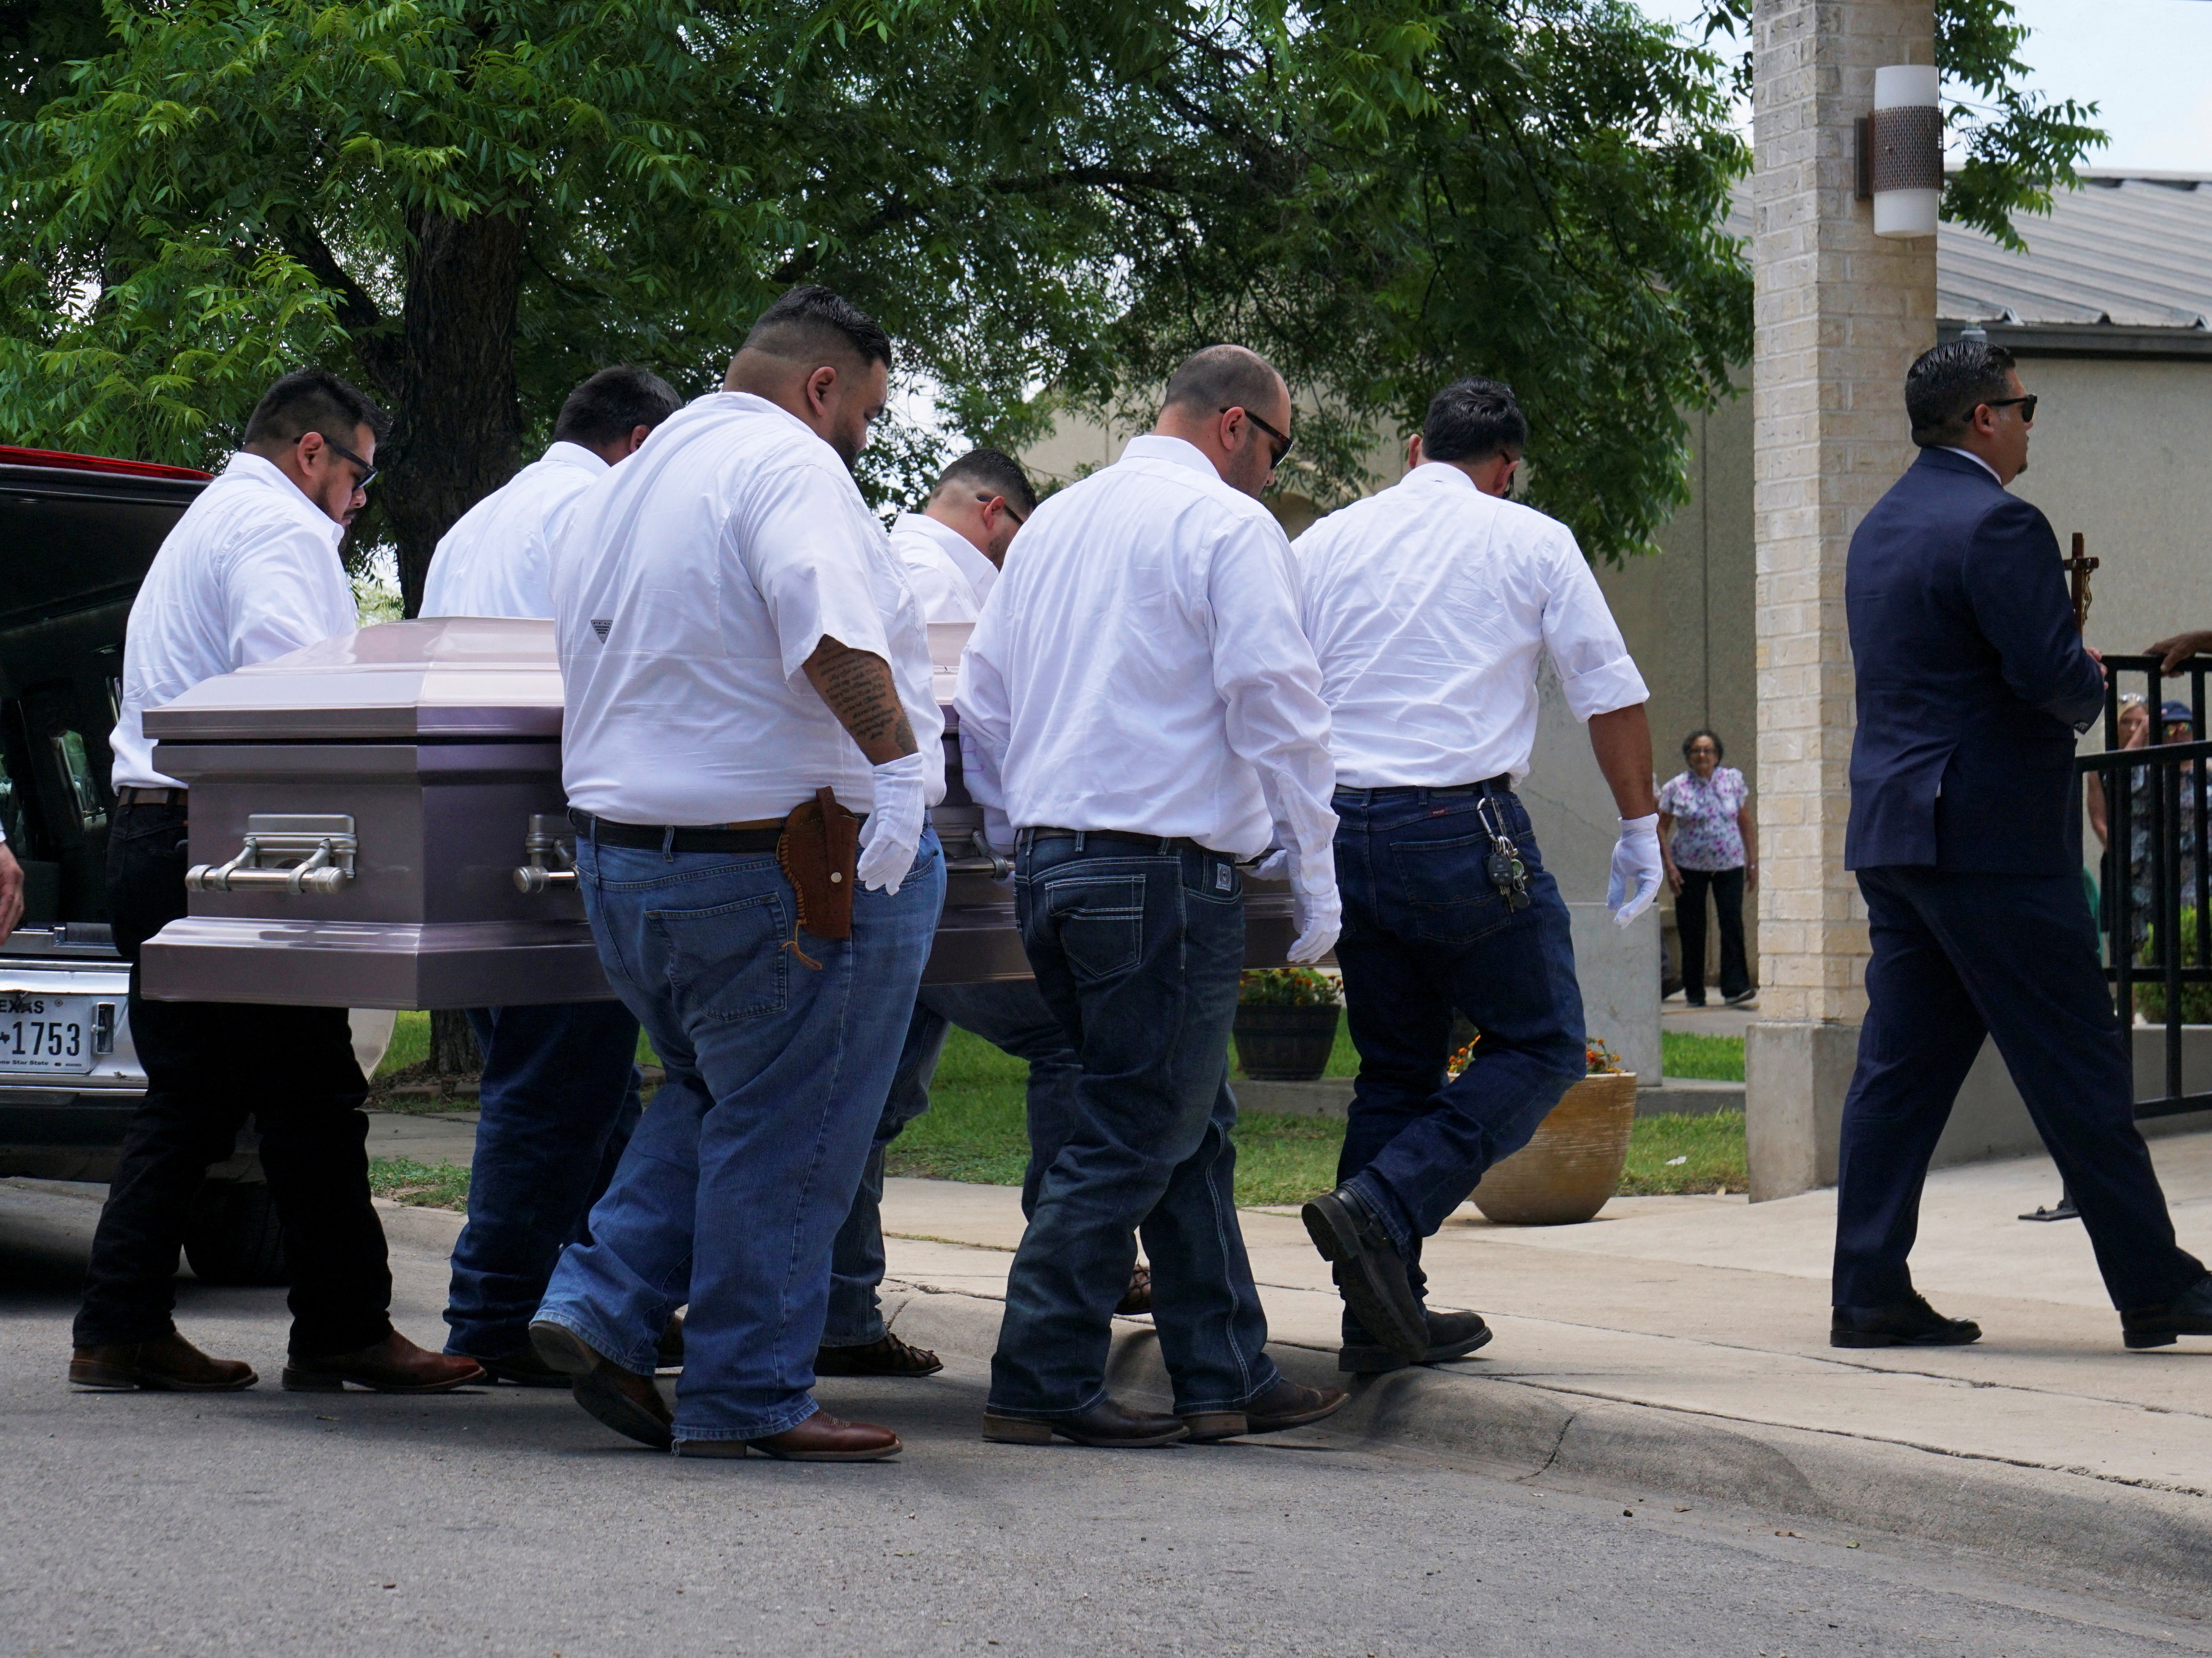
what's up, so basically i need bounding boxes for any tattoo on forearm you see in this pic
[804,637,917,761]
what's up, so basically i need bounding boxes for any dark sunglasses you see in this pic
[1225,405,1295,468]
[978,491,1026,527]
[315,432,379,491]
[1981,394,2037,423]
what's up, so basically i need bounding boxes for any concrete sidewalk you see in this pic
[866,1133,2212,1591]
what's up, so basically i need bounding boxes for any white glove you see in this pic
[1286,886,1342,964]
[1252,847,1292,883]
[856,752,928,895]
[981,804,1015,857]
[1608,813,1663,928]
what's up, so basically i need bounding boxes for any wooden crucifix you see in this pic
[2066,530,2099,633]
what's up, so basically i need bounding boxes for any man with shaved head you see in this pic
[956,343,1348,1448]
[529,285,944,1463]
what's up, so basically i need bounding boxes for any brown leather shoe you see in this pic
[283,1331,485,1394]
[673,1410,903,1462]
[1182,1378,1350,1443]
[531,1319,673,1449]
[71,1331,256,1392]
[1115,1264,1154,1316]
[813,1330,943,1377]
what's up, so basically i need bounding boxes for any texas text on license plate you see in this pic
[0,990,98,1074]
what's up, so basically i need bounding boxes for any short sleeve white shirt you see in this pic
[955,434,1337,879]
[420,441,609,620]
[552,392,944,824]
[889,512,999,625]
[1293,462,1649,788]
[109,451,356,790]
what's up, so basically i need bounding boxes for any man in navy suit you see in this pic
[1836,339,2212,1352]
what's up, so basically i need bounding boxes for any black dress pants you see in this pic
[1835,864,2205,1313]
[1675,866,1750,1004]
[72,800,393,1355]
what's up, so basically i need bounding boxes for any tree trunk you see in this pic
[428,1008,483,1076]
[382,207,529,616]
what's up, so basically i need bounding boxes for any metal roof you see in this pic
[1940,172,2212,332]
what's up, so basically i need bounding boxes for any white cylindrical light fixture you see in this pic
[1870,64,1942,238]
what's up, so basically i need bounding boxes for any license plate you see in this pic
[0,991,99,1074]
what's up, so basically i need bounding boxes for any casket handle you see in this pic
[185,814,356,896]
[514,814,579,893]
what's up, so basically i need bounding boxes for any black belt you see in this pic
[116,786,188,807]
[1333,776,1511,804]
[1021,828,1209,857]
[567,807,783,854]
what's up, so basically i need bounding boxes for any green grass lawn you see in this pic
[1660,1030,1745,1081]
[373,1017,1749,1210]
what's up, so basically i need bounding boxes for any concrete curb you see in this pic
[372,1196,466,1254]
[882,1278,2212,1606]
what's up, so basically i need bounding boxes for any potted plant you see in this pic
[1233,967,1341,1081]
[1466,1036,1638,1226]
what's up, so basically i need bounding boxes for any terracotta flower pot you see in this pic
[1470,1071,1638,1225]
[1232,1002,1341,1081]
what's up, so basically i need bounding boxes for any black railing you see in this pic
[2081,654,2212,1121]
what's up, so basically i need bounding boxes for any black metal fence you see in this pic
[2081,654,2212,1121]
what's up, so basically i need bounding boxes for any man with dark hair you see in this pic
[1833,343,2212,1352]
[423,365,681,620]
[1291,373,1659,1369]
[73,368,480,1396]
[418,364,681,1384]
[814,447,1092,1379]
[529,286,939,1461]
[959,343,1346,1448]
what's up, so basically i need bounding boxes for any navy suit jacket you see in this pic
[1844,447,2102,875]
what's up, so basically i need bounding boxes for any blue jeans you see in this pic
[1331,786,1585,1329]
[443,1001,644,1361]
[823,978,1080,1346]
[989,835,1279,1420]
[534,828,944,1443]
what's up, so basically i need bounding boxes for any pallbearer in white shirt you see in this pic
[1293,377,1662,1369]
[528,287,944,1463]
[74,371,482,1397]
[959,345,1350,1448]
[418,366,683,1385]
[819,448,1091,1377]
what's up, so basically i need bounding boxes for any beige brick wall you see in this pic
[1751,0,1936,1023]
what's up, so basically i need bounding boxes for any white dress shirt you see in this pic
[421,441,609,620]
[553,392,944,825]
[956,434,1338,882]
[1293,462,1648,788]
[109,451,356,790]
[1938,445,2003,484]
[890,511,999,625]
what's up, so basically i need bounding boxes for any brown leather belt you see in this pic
[116,786,188,807]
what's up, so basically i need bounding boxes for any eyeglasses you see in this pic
[315,432,378,492]
[1225,406,1295,468]
[1980,395,2037,423]
[978,491,1026,528]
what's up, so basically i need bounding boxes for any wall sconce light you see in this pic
[1855,64,1942,238]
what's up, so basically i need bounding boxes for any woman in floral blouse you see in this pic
[1657,728,1757,1007]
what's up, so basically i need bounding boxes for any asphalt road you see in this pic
[3,1182,2206,1658]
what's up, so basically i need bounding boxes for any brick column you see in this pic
[1744,0,1936,1200]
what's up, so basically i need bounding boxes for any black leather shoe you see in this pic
[2120,1273,2212,1350]
[479,1343,572,1387]
[1183,1378,1350,1442]
[1340,1309,1493,1374]
[1302,1187,1427,1361]
[1831,1294,1980,1348]
[814,1330,943,1377]
[981,1396,1189,1448]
